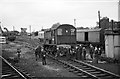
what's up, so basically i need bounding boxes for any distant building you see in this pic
[100,17,120,29]
[38,31,44,42]
[100,17,109,29]
[21,28,27,35]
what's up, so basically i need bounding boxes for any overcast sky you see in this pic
[0,0,119,32]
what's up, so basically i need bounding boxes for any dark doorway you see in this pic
[85,32,88,41]
[49,40,52,44]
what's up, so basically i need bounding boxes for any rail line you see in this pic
[1,56,32,79]
[13,40,120,78]
[47,55,120,79]
[71,59,120,79]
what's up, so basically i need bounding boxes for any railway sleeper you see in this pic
[48,55,98,78]
[74,59,120,78]
[1,74,21,78]
[2,71,13,74]
[77,73,84,76]
[83,68,92,70]
[2,72,18,76]
[63,65,68,68]
[69,68,75,72]
[95,73,109,77]
[73,70,80,73]
[89,71,101,74]
[81,75,89,78]
[98,75,119,79]
[81,65,88,68]
[84,69,96,72]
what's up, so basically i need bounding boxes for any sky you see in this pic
[0,0,119,32]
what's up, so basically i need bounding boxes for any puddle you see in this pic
[38,62,60,71]
[44,65,60,71]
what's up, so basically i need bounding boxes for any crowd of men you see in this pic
[31,44,104,65]
[42,44,104,63]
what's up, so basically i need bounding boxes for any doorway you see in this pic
[85,32,88,41]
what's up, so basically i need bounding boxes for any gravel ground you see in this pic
[2,41,82,78]
[2,37,120,78]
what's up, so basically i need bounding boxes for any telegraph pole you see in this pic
[13,26,15,31]
[98,11,101,28]
[111,20,114,32]
[118,0,120,21]
[29,25,31,39]
[74,19,76,27]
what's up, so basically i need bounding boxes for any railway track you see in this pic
[47,55,120,79]
[14,39,120,78]
[1,56,32,79]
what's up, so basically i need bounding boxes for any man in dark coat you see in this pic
[17,48,21,59]
[78,44,83,60]
[41,47,46,65]
[82,47,86,60]
[35,45,41,61]
[89,44,94,59]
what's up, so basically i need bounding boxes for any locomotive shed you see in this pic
[1,36,120,78]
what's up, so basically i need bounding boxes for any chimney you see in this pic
[118,0,120,21]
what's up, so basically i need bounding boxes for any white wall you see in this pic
[89,32,100,42]
[114,35,120,60]
[38,31,44,39]
[105,35,114,58]
[105,34,120,60]
[77,32,84,41]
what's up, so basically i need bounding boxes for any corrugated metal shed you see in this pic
[105,33,120,60]
[77,28,101,32]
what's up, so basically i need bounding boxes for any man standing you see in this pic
[16,48,21,63]
[89,44,94,59]
[78,44,83,60]
[35,45,41,61]
[17,48,21,59]
[41,47,46,65]
[93,47,99,63]
[82,47,86,60]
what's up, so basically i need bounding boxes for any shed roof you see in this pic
[51,24,75,30]
[77,28,102,32]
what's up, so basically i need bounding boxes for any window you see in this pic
[71,29,75,35]
[57,29,62,35]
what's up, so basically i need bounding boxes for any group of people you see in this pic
[34,45,46,65]
[52,44,104,63]
[16,43,104,65]
[74,44,104,63]
[16,45,47,65]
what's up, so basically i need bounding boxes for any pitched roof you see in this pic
[51,23,60,30]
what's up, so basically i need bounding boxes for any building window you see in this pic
[57,29,62,35]
[71,29,75,35]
